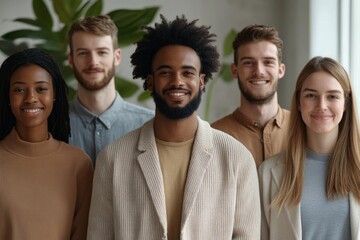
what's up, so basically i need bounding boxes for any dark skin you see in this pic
[147,45,205,142]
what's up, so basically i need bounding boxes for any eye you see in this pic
[14,87,25,93]
[242,60,253,66]
[327,95,340,101]
[159,71,171,76]
[37,87,48,93]
[264,60,276,65]
[98,51,109,56]
[77,51,88,56]
[183,71,195,76]
[305,93,316,99]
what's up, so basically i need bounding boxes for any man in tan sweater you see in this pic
[87,15,260,239]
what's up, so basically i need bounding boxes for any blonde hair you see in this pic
[273,56,360,210]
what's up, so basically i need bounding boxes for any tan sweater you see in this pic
[0,128,94,240]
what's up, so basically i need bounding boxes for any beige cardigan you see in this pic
[87,117,260,240]
[258,154,360,240]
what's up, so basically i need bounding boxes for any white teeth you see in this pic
[23,108,41,113]
[251,80,267,85]
[170,92,185,96]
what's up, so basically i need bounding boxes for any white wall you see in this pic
[0,0,301,122]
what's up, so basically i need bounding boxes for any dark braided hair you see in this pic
[131,14,220,91]
[0,48,70,142]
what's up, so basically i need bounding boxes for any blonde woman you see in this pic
[259,56,360,240]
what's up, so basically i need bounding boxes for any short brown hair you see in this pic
[68,15,118,53]
[232,24,283,64]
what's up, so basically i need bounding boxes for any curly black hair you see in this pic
[0,48,70,142]
[131,14,220,91]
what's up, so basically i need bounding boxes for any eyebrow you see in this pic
[10,80,51,85]
[302,88,343,94]
[239,56,277,61]
[155,65,198,71]
[75,47,111,52]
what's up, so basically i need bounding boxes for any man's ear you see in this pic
[200,73,205,91]
[278,63,286,79]
[67,53,74,69]
[230,63,238,79]
[114,48,122,66]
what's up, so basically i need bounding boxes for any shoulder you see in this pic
[60,142,92,165]
[99,126,142,156]
[258,153,285,177]
[211,113,235,129]
[119,99,154,116]
[207,123,255,165]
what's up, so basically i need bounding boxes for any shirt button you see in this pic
[96,131,100,136]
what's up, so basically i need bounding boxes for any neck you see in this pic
[239,95,279,126]
[306,129,338,154]
[153,111,198,142]
[76,79,116,115]
[15,125,49,142]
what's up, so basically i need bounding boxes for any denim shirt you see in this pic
[69,93,154,166]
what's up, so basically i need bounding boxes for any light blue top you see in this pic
[301,148,351,240]
[69,92,154,166]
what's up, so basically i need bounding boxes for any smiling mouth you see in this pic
[22,108,43,113]
[250,80,269,85]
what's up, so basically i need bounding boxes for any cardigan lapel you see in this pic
[350,193,360,240]
[181,118,213,229]
[137,120,167,231]
[271,163,302,239]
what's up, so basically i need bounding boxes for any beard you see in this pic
[73,63,116,91]
[152,88,202,120]
[237,77,277,105]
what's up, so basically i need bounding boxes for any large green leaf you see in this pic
[73,1,92,21]
[0,40,28,56]
[2,29,58,41]
[223,29,237,57]
[85,0,103,17]
[138,91,152,102]
[52,0,83,24]
[33,0,53,30]
[115,76,139,98]
[219,63,233,82]
[35,39,67,52]
[14,18,48,29]
[107,7,159,46]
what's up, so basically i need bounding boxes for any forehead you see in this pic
[10,64,52,84]
[302,71,343,93]
[152,45,201,71]
[71,31,114,50]
[237,40,278,60]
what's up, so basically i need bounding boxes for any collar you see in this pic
[71,92,124,129]
[232,105,288,129]
[1,128,61,158]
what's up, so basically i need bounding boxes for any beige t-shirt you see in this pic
[156,137,194,240]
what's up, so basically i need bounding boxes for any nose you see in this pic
[24,89,38,103]
[253,62,265,77]
[89,52,99,66]
[317,96,327,110]
[171,72,184,87]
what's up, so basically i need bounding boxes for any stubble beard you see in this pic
[237,77,278,105]
[73,63,116,91]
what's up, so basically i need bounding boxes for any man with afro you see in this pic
[87,15,260,240]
